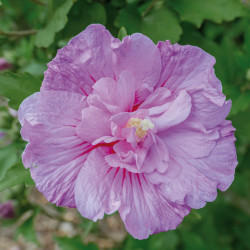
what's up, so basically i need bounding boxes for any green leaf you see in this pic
[115,6,142,34]
[169,0,245,28]
[63,0,106,38]
[0,164,34,192]
[0,144,18,180]
[54,236,98,250]
[0,72,41,110]
[118,26,128,40]
[142,7,182,43]
[115,5,182,43]
[230,91,250,116]
[35,0,73,48]
[15,213,38,245]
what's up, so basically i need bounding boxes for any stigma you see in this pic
[126,118,154,141]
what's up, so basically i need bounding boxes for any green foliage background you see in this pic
[0,0,249,249]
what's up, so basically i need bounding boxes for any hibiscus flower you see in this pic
[18,24,237,239]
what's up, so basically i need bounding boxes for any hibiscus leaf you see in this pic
[169,0,246,28]
[115,5,182,43]
[35,0,73,48]
[142,6,182,44]
[0,144,18,181]
[54,236,98,250]
[0,72,41,110]
[0,163,34,192]
[62,0,106,38]
[15,213,39,245]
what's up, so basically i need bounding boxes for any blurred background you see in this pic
[0,0,250,249]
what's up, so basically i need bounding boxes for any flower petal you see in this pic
[160,125,219,159]
[75,148,122,221]
[76,106,112,143]
[113,33,162,103]
[139,87,171,110]
[187,90,232,129]
[150,90,192,131]
[142,136,169,173]
[119,173,190,239]
[87,70,136,114]
[18,90,88,207]
[147,121,237,209]
[157,41,225,106]
[41,24,118,96]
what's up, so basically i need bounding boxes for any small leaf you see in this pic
[142,7,182,43]
[0,144,18,180]
[54,236,98,250]
[0,72,41,110]
[169,0,245,28]
[15,213,38,245]
[118,26,128,40]
[35,0,73,48]
[63,0,106,38]
[0,163,34,192]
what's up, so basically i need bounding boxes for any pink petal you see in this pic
[18,90,89,207]
[148,156,218,209]
[142,136,169,173]
[105,138,151,173]
[150,90,192,131]
[156,41,225,106]
[187,91,232,129]
[87,70,136,114]
[190,121,237,191]
[139,87,171,110]
[41,24,118,96]
[75,148,122,221]
[113,33,162,103]
[119,172,190,239]
[76,106,112,143]
[147,121,237,209]
[160,125,219,159]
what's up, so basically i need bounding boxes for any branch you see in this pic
[0,30,37,37]
[142,0,159,18]
[29,0,46,6]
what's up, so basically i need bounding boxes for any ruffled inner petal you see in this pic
[87,70,136,114]
[76,106,112,143]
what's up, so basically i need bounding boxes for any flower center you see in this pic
[126,118,154,140]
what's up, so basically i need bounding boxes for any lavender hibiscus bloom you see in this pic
[18,24,237,239]
[0,201,15,219]
[0,58,12,71]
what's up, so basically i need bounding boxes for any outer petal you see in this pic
[87,70,136,114]
[76,106,112,143]
[75,147,190,239]
[147,121,237,209]
[41,24,117,95]
[147,157,218,209]
[156,41,225,106]
[18,90,88,207]
[119,172,190,239]
[75,148,122,221]
[113,33,162,103]
[160,125,219,158]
